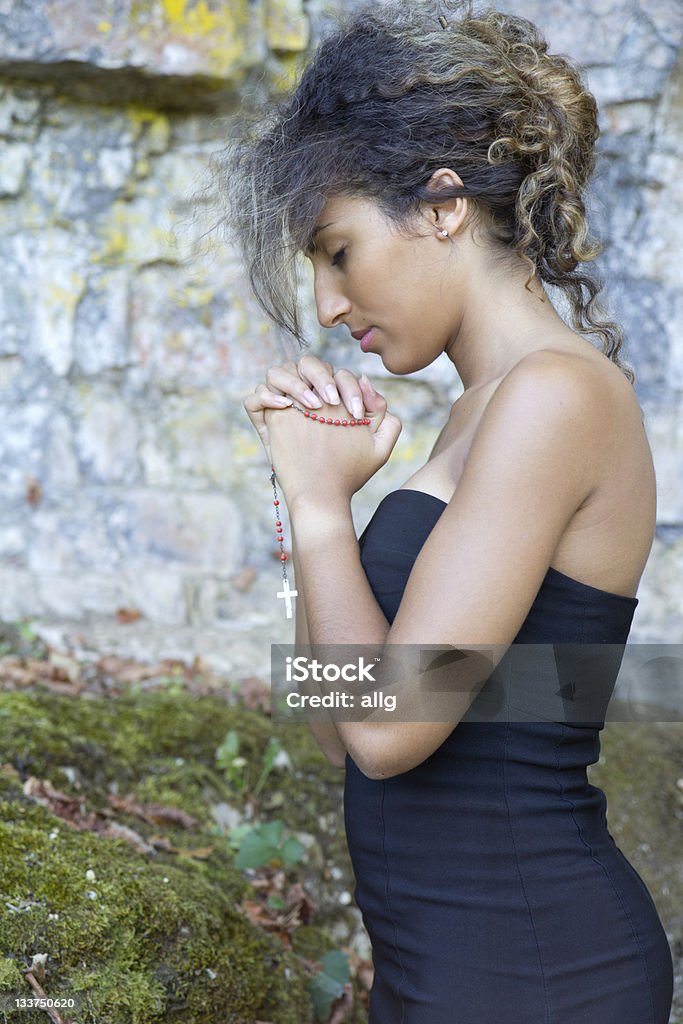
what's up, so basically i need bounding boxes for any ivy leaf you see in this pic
[320,950,350,985]
[233,820,287,869]
[309,971,345,1022]
[259,819,284,847]
[309,950,350,1021]
[280,836,305,865]
[234,823,279,869]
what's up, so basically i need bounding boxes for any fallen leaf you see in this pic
[101,821,156,855]
[25,476,42,507]
[108,794,199,830]
[47,652,82,684]
[116,607,142,624]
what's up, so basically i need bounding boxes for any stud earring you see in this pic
[439,229,449,237]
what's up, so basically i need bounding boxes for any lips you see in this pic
[351,328,371,340]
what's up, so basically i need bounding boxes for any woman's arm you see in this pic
[289,356,603,780]
[292,523,349,769]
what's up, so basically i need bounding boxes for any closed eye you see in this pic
[331,247,346,268]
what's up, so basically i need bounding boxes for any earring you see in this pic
[439,229,449,237]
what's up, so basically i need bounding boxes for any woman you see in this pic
[232,2,674,1021]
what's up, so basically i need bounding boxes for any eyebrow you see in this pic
[305,221,335,254]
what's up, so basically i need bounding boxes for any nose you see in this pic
[314,271,352,329]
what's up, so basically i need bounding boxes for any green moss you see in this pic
[0,956,24,990]
[290,925,336,962]
[0,687,353,1022]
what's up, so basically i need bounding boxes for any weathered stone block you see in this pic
[0,568,42,619]
[0,0,262,108]
[109,490,242,573]
[74,389,141,485]
[73,269,135,374]
[0,404,79,491]
[0,141,30,196]
[266,0,310,53]
[634,535,683,643]
[122,566,187,623]
[643,400,683,524]
[28,498,120,574]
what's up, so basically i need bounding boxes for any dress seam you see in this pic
[503,717,552,1023]
[379,781,407,1024]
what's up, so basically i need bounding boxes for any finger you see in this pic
[296,355,334,377]
[333,367,366,422]
[265,366,324,409]
[296,354,342,406]
[243,389,283,464]
[373,410,403,459]
[251,382,294,409]
[358,374,387,431]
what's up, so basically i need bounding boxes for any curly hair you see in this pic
[216,0,635,384]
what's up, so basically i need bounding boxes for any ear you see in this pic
[424,167,469,237]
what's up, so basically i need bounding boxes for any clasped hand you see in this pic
[243,355,402,509]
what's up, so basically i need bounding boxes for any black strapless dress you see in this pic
[344,488,674,1024]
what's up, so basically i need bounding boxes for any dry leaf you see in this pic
[116,607,142,624]
[25,476,42,507]
[108,793,199,830]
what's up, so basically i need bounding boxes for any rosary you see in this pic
[270,401,371,619]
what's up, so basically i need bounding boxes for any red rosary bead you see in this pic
[280,553,287,561]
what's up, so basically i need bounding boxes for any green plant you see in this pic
[15,621,38,642]
[216,729,247,792]
[252,736,284,797]
[216,731,288,798]
[308,950,351,1022]
[233,820,305,870]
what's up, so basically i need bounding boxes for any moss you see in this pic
[290,924,336,962]
[0,956,24,989]
[0,686,355,1022]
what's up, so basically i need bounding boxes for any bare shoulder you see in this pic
[504,345,641,438]
[508,345,618,394]
[485,347,610,436]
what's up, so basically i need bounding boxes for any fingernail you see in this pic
[273,395,293,405]
[351,398,363,419]
[324,385,340,404]
[303,389,323,408]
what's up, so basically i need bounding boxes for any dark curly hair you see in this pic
[215,0,635,384]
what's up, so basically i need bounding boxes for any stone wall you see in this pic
[1,0,682,675]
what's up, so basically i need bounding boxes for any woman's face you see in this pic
[305,194,465,375]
